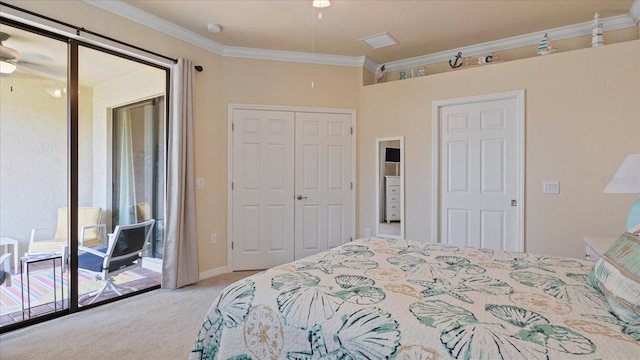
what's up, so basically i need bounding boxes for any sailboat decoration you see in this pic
[591,12,604,47]
[537,33,556,55]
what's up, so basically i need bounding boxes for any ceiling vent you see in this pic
[359,32,398,50]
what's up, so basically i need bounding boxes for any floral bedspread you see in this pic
[189,238,640,359]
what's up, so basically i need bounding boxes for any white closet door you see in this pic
[232,109,295,270]
[294,112,352,260]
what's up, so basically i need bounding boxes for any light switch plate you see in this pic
[543,180,559,194]
[196,178,205,189]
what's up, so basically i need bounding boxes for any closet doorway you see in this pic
[229,105,355,270]
[432,90,524,252]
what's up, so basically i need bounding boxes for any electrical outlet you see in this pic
[364,228,371,237]
[210,233,217,244]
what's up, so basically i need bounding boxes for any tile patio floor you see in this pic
[0,266,161,328]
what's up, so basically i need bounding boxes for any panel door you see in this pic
[440,98,521,251]
[294,112,352,259]
[232,109,295,270]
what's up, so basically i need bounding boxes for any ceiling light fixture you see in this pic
[312,0,330,8]
[46,88,63,98]
[0,60,16,74]
[0,32,19,74]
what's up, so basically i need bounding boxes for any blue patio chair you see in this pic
[77,219,155,304]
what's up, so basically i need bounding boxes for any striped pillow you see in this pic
[588,231,640,324]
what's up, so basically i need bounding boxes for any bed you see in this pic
[189,234,640,359]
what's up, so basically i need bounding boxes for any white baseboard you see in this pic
[199,266,229,280]
[141,258,229,281]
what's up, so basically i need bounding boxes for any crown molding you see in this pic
[222,46,368,68]
[83,0,224,54]
[361,56,379,73]
[84,0,369,67]
[631,0,640,23]
[85,0,640,72]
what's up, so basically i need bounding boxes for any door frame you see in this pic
[375,136,405,239]
[430,90,525,251]
[227,103,357,270]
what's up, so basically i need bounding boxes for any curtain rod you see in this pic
[0,1,203,72]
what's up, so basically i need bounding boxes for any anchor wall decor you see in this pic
[449,51,463,68]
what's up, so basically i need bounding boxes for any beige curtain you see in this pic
[162,57,199,289]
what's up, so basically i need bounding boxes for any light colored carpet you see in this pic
[0,270,259,360]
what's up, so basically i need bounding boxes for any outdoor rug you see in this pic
[0,269,144,316]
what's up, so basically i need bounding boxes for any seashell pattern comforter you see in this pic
[189,238,640,359]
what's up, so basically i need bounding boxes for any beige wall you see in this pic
[4,1,639,274]
[359,40,640,259]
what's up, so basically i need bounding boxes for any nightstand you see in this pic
[582,236,617,261]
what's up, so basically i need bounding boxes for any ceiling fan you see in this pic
[0,31,20,74]
[0,30,66,80]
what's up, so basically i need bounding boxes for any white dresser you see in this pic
[385,176,400,222]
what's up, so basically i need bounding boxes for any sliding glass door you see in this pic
[76,45,165,308]
[0,19,168,330]
[0,22,69,328]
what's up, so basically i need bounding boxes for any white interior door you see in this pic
[295,112,352,259]
[438,94,523,251]
[231,108,354,270]
[232,109,295,270]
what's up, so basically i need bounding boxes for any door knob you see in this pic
[296,195,308,200]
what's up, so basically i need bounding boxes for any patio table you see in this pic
[20,252,64,319]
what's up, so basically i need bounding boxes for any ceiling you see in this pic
[115,0,638,67]
[1,0,638,85]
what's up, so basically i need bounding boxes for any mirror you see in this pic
[376,136,404,239]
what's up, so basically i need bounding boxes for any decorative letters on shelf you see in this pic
[399,66,427,80]
[450,53,503,70]
[394,52,503,81]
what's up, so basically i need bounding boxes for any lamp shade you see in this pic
[604,153,640,230]
[603,154,640,194]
